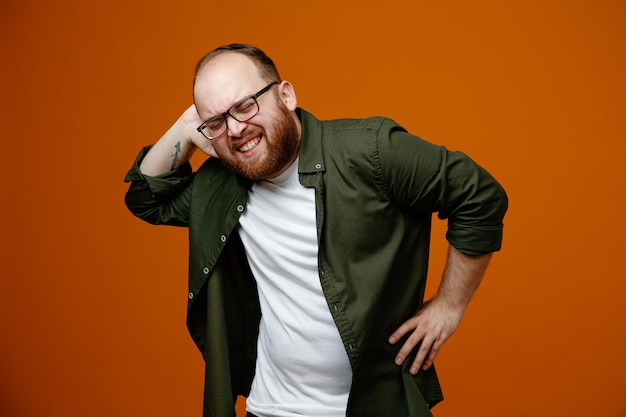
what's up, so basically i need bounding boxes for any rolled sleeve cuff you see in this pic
[124,145,193,198]
[446,224,504,256]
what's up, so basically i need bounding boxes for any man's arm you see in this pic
[139,104,217,176]
[124,105,218,226]
[388,245,492,374]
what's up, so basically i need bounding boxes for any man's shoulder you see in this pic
[299,108,404,141]
[320,115,390,135]
[299,109,407,157]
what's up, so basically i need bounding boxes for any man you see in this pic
[124,43,508,417]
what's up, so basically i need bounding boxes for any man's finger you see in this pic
[409,335,435,374]
[393,327,424,365]
[388,314,423,344]
[422,339,444,370]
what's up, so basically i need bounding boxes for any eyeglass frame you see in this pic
[196,81,280,140]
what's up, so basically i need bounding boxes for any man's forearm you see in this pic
[139,120,197,176]
[435,245,492,311]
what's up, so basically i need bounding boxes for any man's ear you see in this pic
[278,81,297,111]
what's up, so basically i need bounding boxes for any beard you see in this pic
[220,104,300,181]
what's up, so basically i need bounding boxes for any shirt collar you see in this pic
[296,108,326,174]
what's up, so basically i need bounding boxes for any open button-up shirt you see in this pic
[124,109,508,417]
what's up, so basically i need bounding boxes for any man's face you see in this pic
[193,53,301,180]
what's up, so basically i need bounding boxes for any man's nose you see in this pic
[226,116,247,138]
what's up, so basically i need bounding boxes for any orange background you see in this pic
[1,0,624,416]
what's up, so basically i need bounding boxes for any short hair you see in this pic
[193,43,281,90]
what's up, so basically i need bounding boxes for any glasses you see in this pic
[196,81,280,140]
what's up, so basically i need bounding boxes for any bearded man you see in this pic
[124,43,508,417]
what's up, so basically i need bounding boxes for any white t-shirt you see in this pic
[238,159,352,417]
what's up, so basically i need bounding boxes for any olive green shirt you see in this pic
[124,109,508,417]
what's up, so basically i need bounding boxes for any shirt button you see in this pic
[315,163,322,169]
[237,204,244,213]
[220,235,227,243]
[202,267,210,275]
[188,292,194,300]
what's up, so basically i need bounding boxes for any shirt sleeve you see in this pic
[123,145,194,227]
[375,119,508,255]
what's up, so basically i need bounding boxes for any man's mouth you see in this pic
[238,136,261,153]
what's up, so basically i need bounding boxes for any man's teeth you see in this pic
[239,137,261,152]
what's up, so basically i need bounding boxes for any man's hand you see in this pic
[180,104,218,159]
[388,246,492,374]
[388,297,464,374]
